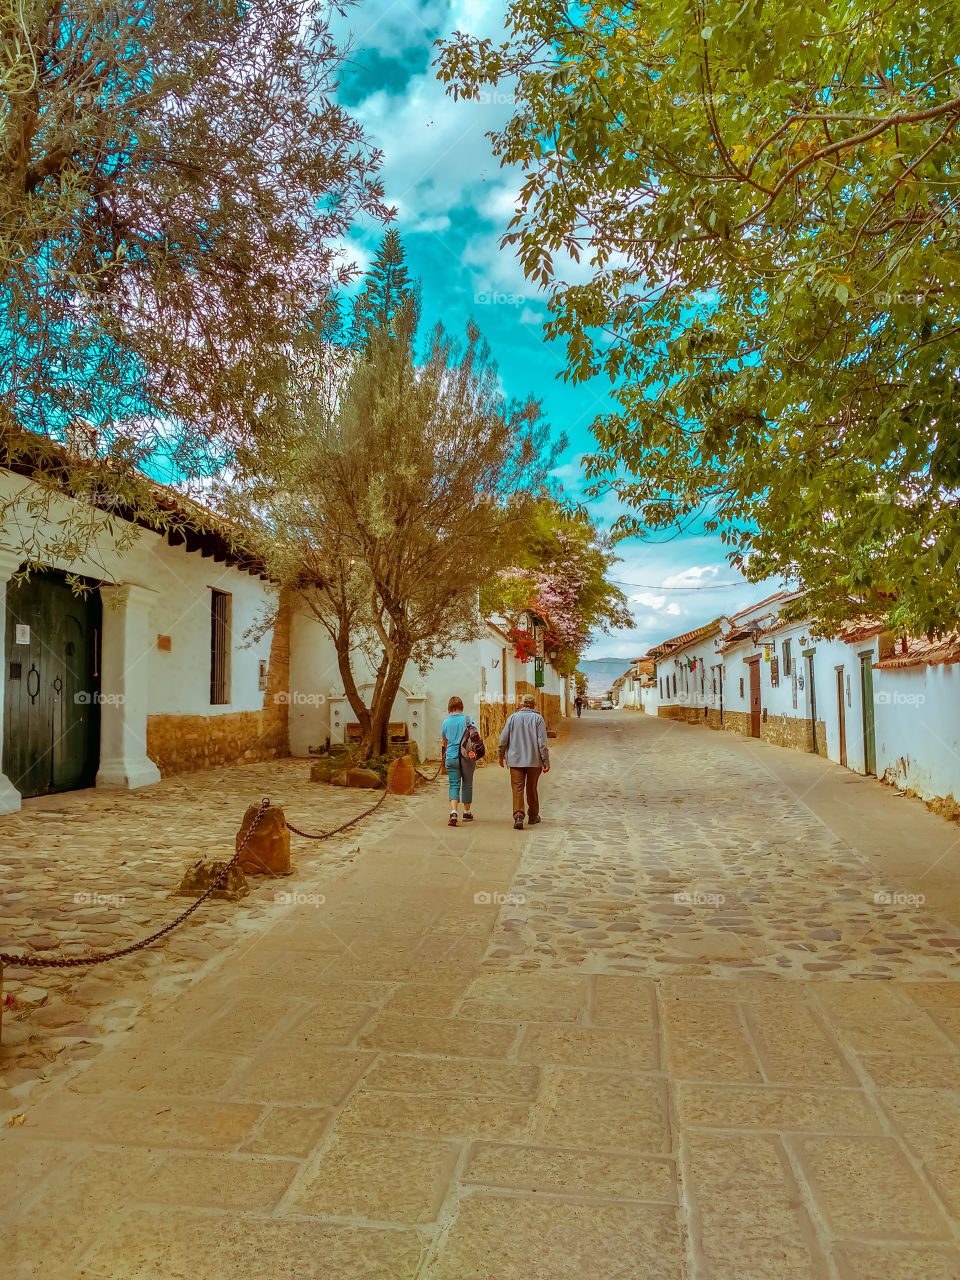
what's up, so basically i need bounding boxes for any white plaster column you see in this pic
[406,695,426,760]
[95,583,162,790]
[328,693,348,744]
[0,549,25,813]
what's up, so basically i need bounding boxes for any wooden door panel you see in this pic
[3,573,101,797]
[748,659,761,738]
[860,654,877,775]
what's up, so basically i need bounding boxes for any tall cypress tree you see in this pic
[352,230,414,347]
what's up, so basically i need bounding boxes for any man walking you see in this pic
[574,694,584,718]
[498,693,550,830]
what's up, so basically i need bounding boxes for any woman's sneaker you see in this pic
[463,812,475,822]
[448,812,458,826]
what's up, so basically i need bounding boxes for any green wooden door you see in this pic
[3,572,101,797]
[860,652,877,775]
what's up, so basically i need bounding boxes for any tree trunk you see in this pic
[355,645,411,762]
[336,638,371,750]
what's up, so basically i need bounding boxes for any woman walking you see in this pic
[441,696,478,826]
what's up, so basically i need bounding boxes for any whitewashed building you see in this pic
[0,456,571,813]
[635,591,960,815]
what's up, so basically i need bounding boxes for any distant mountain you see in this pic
[576,657,634,698]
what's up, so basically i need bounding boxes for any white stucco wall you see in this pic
[874,663,960,802]
[0,470,278,719]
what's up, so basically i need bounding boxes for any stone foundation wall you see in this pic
[147,597,291,776]
[477,700,509,760]
[705,708,722,730]
[759,714,821,753]
[720,710,753,737]
[657,704,709,724]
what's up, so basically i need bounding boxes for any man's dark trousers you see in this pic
[510,766,543,819]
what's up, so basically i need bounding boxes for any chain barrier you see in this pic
[285,786,389,839]
[0,798,271,971]
[0,761,447,971]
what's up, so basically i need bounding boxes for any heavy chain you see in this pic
[0,760,449,971]
[0,798,271,971]
[285,786,389,839]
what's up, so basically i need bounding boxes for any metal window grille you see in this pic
[782,639,792,676]
[210,589,231,705]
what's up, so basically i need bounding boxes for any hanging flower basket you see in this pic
[508,627,537,663]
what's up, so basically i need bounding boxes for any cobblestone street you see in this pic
[3,712,960,1278]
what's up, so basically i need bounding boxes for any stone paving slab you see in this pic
[2,713,960,1277]
[0,757,408,1109]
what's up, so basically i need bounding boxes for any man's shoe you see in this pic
[528,814,541,824]
[448,812,458,827]
[513,812,524,830]
[463,811,475,822]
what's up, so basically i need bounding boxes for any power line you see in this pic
[612,578,747,591]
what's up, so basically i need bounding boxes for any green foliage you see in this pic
[351,230,415,348]
[1,0,388,555]
[574,670,588,698]
[221,239,563,758]
[482,497,633,666]
[438,0,960,635]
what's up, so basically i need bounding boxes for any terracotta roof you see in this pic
[874,634,960,670]
[2,426,269,576]
[647,617,725,660]
[839,619,889,644]
[726,590,801,626]
[485,619,514,643]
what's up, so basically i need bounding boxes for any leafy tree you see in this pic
[483,499,632,673]
[1,0,388,549]
[437,0,960,636]
[223,276,563,761]
[351,230,414,347]
[574,669,588,699]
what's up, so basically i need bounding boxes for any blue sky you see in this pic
[332,0,780,660]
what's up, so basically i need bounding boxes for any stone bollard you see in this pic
[176,858,250,901]
[386,755,416,795]
[345,767,382,789]
[237,804,292,876]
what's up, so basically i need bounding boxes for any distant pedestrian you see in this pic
[498,693,550,830]
[575,695,584,718]
[441,696,478,826]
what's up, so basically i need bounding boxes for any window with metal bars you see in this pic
[210,589,232,705]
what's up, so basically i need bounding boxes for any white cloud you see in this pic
[628,591,667,609]
[662,564,721,589]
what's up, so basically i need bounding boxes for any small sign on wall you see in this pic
[157,634,172,652]
[258,659,268,691]
[15,624,30,645]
